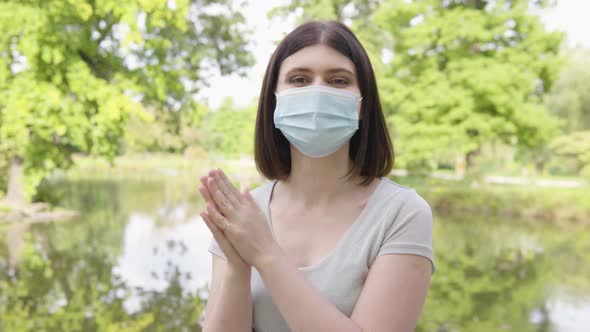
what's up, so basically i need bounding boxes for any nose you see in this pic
[310,77,330,88]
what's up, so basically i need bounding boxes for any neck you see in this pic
[282,144,358,205]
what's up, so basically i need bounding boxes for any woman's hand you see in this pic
[199,169,281,269]
[199,172,250,273]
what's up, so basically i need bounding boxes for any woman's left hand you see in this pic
[200,169,282,268]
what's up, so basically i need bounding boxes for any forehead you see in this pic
[279,44,356,75]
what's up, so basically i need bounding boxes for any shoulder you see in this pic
[248,179,275,207]
[373,178,435,273]
[378,178,431,212]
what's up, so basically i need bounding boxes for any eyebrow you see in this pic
[285,67,355,77]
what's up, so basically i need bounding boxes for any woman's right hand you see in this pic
[199,174,251,273]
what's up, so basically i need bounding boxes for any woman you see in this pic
[199,21,435,332]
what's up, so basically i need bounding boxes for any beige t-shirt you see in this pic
[207,177,435,332]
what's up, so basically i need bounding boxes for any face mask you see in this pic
[273,85,362,158]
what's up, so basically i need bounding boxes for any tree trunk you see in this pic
[466,148,481,172]
[454,154,466,178]
[7,223,29,267]
[6,155,25,206]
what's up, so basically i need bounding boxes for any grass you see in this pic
[54,153,590,224]
[394,175,590,224]
[59,153,262,182]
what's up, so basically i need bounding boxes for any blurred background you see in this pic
[0,0,589,331]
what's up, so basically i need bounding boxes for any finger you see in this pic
[207,177,234,214]
[218,169,242,199]
[202,211,228,237]
[200,175,215,201]
[201,175,211,190]
[201,212,240,261]
[214,170,242,206]
[206,203,231,234]
[199,184,218,207]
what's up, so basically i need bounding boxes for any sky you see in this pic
[198,0,590,109]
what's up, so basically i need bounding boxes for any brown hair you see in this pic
[254,21,393,185]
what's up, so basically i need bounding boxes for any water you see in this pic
[0,178,588,331]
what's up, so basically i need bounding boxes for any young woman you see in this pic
[198,21,435,332]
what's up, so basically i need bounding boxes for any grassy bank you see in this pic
[395,176,590,225]
[58,153,262,182]
[53,154,590,224]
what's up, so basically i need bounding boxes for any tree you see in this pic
[124,103,209,154]
[0,0,253,204]
[204,97,256,158]
[374,0,564,172]
[548,131,590,178]
[546,48,590,133]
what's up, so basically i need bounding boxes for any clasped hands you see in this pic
[199,169,281,272]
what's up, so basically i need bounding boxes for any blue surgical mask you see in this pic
[273,85,362,158]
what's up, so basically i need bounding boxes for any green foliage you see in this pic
[395,174,590,223]
[204,98,257,158]
[269,0,379,22]
[546,49,590,132]
[374,0,564,170]
[124,103,209,154]
[548,131,590,178]
[0,0,253,200]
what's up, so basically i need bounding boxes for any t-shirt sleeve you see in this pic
[377,190,435,274]
[208,237,227,261]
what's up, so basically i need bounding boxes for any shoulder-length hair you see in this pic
[254,20,393,185]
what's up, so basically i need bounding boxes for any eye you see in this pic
[330,77,349,86]
[289,76,309,86]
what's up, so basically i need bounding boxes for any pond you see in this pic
[1,177,589,331]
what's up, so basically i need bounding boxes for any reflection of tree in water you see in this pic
[1,181,207,331]
[417,218,554,332]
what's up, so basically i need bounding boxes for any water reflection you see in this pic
[0,178,588,331]
[117,210,213,312]
[546,288,590,332]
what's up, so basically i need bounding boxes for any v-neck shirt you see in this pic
[207,177,435,332]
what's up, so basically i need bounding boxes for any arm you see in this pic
[351,254,431,332]
[199,173,253,332]
[257,252,431,332]
[203,255,252,332]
